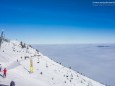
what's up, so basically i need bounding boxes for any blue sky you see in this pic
[0,0,115,44]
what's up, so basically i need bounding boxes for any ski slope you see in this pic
[0,40,105,86]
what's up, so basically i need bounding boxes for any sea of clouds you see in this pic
[32,44,115,86]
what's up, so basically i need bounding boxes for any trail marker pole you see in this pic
[30,58,34,73]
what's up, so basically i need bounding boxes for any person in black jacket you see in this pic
[10,81,15,86]
[0,64,2,72]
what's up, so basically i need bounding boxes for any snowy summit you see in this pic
[0,39,105,86]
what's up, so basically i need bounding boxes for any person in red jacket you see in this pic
[3,68,7,78]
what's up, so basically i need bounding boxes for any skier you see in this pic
[3,68,7,78]
[0,64,2,72]
[10,81,15,86]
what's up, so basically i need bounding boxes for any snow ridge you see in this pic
[0,40,105,86]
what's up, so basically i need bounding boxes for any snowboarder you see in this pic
[10,81,15,86]
[3,68,7,78]
[0,64,2,72]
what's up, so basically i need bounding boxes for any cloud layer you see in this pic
[33,44,115,86]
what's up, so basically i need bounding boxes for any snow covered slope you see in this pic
[0,40,105,86]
